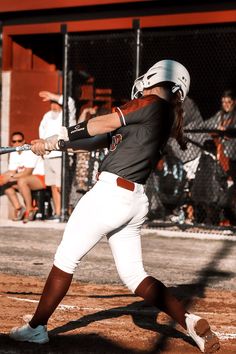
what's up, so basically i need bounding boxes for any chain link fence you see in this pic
[63,31,136,217]
[63,24,236,232]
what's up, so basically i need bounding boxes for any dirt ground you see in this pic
[0,225,235,353]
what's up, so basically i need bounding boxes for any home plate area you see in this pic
[0,273,235,354]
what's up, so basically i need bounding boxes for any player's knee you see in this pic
[17,178,27,187]
[117,268,148,293]
[4,187,15,196]
[54,243,79,274]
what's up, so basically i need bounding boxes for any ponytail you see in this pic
[170,92,187,150]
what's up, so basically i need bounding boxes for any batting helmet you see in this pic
[131,59,190,101]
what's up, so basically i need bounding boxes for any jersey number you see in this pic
[110,134,122,151]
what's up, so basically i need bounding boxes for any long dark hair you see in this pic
[221,89,236,101]
[144,81,187,150]
[170,92,187,150]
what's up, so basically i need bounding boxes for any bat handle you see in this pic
[15,144,32,152]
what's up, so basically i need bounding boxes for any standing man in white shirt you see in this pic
[39,91,76,221]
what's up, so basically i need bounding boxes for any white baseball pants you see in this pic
[54,171,149,292]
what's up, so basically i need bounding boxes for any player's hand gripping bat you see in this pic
[0,133,110,156]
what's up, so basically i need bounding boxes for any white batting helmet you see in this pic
[131,59,190,101]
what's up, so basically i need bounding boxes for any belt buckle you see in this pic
[116,177,135,191]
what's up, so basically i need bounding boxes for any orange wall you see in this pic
[3,41,59,141]
[10,71,60,142]
[2,10,236,71]
[3,10,236,36]
[1,5,235,141]
[0,0,147,12]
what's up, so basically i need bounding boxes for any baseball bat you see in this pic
[184,128,236,138]
[0,144,32,155]
[0,134,110,155]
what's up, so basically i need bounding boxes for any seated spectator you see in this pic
[199,90,236,170]
[190,140,228,225]
[17,156,46,223]
[199,89,236,225]
[156,97,209,223]
[0,131,45,222]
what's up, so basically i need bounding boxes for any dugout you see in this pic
[0,0,236,222]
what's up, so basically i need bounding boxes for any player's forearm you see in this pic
[87,112,121,135]
[58,134,110,151]
[67,112,120,141]
[31,132,109,155]
[31,112,119,155]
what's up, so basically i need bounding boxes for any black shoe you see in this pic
[47,214,60,222]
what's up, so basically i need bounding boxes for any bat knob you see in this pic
[58,139,66,150]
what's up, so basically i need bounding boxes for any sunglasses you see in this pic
[12,139,23,143]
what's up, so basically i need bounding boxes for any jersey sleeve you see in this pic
[115,96,158,126]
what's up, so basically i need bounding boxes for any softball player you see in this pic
[10,60,219,353]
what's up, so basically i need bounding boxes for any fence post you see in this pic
[60,24,69,222]
[133,19,141,79]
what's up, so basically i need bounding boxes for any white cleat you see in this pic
[185,314,220,353]
[9,323,49,344]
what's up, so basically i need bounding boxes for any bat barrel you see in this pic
[0,144,32,155]
[0,147,16,154]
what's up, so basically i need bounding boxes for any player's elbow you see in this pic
[88,112,121,135]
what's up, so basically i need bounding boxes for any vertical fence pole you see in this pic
[133,19,141,79]
[60,24,69,222]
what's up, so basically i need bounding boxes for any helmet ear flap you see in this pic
[135,79,144,92]
[131,76,145,99]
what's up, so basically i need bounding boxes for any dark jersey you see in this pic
[100,95,175,184]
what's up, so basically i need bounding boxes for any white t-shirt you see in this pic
[8,150,45,175]
[39,96,76,158]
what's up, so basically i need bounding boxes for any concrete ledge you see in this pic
[1,218,236,241]
[0,218,66,230]
[142,227,236,241]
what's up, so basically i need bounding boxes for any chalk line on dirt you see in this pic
[2,294,236,341]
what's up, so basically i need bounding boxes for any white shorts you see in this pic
[44,157,61,187]
[54,171,149,292]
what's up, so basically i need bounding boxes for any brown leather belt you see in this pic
[96,173,135,192]
[116,176,135,191]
